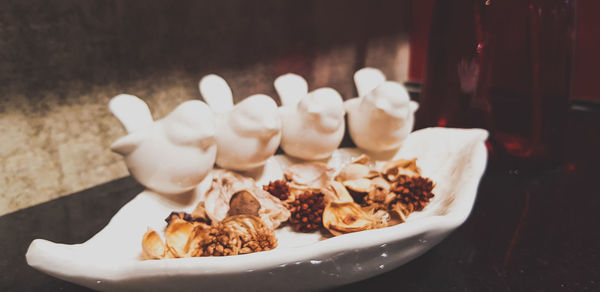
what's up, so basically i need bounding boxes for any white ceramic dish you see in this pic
[26,127,488,291]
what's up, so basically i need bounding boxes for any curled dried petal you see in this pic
[343,178,373,193]
[323,202,378,236]
[325,181,354,203]
[164,218,195,257]
[382,158,421,181]
[285,162,335,190]
[335,163,372,182]
[141,229,166,259]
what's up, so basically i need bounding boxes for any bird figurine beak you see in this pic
[110,131,146,156]
[374,99,408,119]
[409,100,419,113]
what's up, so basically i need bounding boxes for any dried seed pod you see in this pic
[164,218,195,257]
[228,190,261,217]
[322,202,378,236]
[382,158,421,181]
[141,229,167,259]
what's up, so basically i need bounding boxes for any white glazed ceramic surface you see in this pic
[275,74,346,160]
[26,127,488,292]
[346,68,419,153]
[109,95,217,195]
[199,75,282,171]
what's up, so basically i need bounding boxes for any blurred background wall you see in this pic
[0,0,412,215]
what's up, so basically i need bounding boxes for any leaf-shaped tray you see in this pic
[26,127,488,291]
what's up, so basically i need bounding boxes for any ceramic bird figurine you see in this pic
[199,74,281,171]
[109,94,217,195]
[345,68,419,152]
[274,73,345,160]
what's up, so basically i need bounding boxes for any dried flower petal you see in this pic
[141,229,167,259]
[164,218,195,257]
[285,162,335,190]
[382,158,421,181]
[325,181,354,203]
[322,202,378,236]
[335,163,372,182]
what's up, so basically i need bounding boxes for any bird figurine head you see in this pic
[274,73,345,160]
[199,74,281,171]
[345,68,419,152]
[109,94,217,195]
[229,94,281,139]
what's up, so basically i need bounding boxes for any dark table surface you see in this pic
[2,110,599,292]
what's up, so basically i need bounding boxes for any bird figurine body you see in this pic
[274,73,345,160]
[345,68,419,152]
[199,74,281,171]
[109,94,217,195]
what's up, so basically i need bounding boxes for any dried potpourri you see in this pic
[141,159,437,260]
[287,191,326,232]
[141,215,277,259]
[262,158,436,237]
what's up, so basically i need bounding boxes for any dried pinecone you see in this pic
[288,191,325,232]
[263,179,290,201]
[390,175,435,213]
[165,211,211,225]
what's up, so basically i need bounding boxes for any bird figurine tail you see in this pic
[274,73,308,107]
[108,94,154,133]
[354,67,386,97]
[199,74,234,114]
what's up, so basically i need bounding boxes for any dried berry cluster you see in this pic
[390,175,435,214]
[288,191,325,232]
[263,179,290,201]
